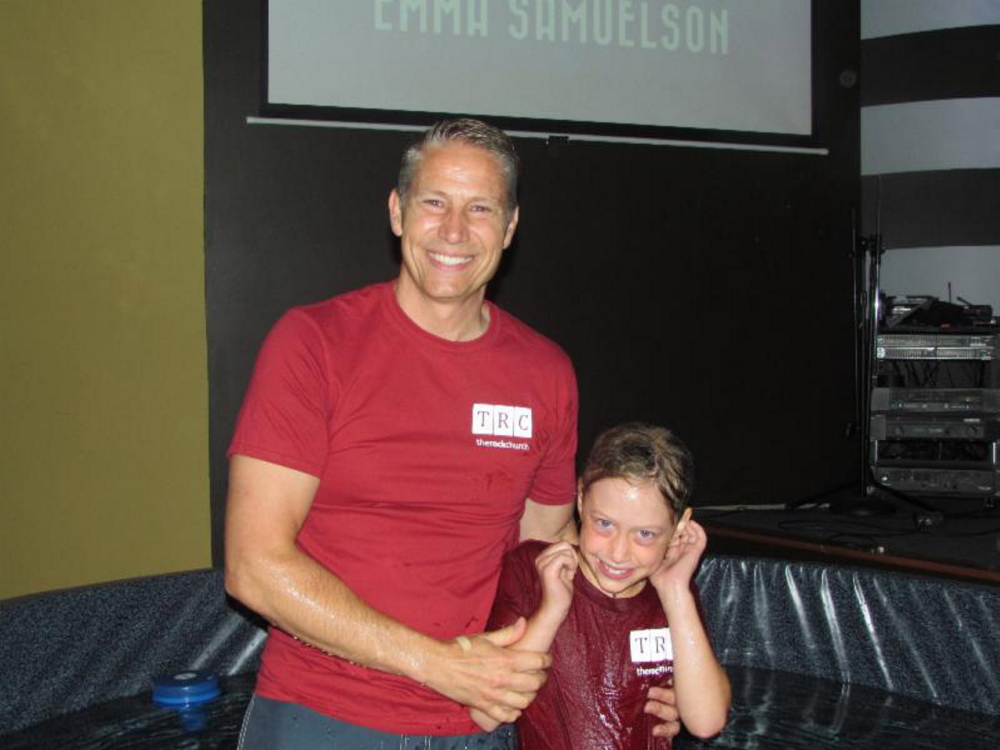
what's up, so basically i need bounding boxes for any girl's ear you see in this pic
[674,507,693,535]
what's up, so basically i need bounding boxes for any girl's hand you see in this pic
[650,509,706,592]
[534,541,578,618]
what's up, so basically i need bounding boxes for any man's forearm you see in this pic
[226,544,440,683]
[228,543,552,725]
[224,455,440,682]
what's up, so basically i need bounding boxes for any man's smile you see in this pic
[428,250,473,267]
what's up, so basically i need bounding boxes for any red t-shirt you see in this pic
[228,282,577,734]
[490,541,674,750]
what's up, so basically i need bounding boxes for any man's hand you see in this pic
[646,685,682,739]
[425,617,551,726]
[468,706,500,733]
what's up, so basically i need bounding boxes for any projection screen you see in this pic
[266,0,813,142]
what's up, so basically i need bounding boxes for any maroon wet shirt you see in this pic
[489,541,674,749]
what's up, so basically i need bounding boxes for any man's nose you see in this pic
[439,207,469,243]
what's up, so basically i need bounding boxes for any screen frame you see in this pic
[259,0,824,150]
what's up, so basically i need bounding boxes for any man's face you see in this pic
[389,142,518,316]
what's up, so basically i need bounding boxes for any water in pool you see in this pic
[2,667,997,748]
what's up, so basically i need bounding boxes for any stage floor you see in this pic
[699,493,1000,585]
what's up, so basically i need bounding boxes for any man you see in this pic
[225,118,678,748]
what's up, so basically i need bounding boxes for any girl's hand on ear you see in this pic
[535,541,578,618]
[651,509,706,591]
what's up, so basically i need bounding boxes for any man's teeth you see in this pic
[430,251,471,266]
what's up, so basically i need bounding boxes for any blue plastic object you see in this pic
[152,670,221,707]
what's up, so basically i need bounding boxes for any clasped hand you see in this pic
[432,617,550,730]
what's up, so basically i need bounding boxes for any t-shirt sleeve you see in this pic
[526,352,579,506]
[488,542,544,631]
[228,309,332,477]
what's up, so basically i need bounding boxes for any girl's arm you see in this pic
[513,541,578,651]
[651,514,731,738]
[470,542,578,731]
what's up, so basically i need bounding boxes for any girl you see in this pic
[474,422,730,749]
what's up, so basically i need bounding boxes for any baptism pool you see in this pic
[2,666,999,749]
[2,559,997,748]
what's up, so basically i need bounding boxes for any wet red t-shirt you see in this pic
[489,541,674,750]
[228,283,578,734]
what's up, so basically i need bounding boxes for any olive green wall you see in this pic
[0,0,209,599]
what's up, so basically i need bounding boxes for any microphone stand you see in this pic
[827,230,896,516]
[828,229,943,521]
[786,198,945,521]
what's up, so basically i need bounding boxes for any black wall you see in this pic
[205,1,861,563]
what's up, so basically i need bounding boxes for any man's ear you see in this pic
[502,205,520,248]
[388,189,403,237]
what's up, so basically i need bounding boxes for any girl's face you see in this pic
[577,477,677,599]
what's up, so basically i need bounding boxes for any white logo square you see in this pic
[513,407,532,438]
[630,628,672,663]
[471,403,494,435]
[493,405,515,436]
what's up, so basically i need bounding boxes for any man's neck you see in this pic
[393,282,491,342]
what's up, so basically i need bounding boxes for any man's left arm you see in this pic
[519,498,577,544]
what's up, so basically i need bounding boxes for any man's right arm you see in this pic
[224,454,550,723]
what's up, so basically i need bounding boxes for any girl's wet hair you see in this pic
[580,422,694,516]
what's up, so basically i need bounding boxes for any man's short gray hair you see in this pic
[397,118,519,220]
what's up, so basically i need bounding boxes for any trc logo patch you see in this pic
[472,403,533,438]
